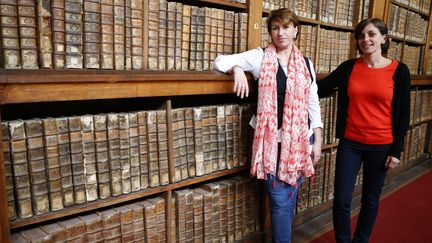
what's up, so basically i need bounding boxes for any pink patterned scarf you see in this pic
[250,43,314,186]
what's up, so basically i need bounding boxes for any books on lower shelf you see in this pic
[3,103,253,222]
[10,175,263,242]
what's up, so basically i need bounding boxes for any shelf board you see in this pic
[411,75,432,85]
[9,166,248,230]
[0,70,239,104]
[198,0,246,9]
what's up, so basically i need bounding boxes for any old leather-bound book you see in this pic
[0,0,21,69]
[93,114,111,199]
[42,118,64,211]
[25,119,50,215]
[64,0,83,68]
[56,117,74,206]
[68,116,86,204]
[18,0,38,69]
[81,115,98,201]
[107,113,122,196]
[137,111,149,189]
[2,121,16,220]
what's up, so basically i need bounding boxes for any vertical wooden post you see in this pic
[247,0,263,49]
[369,0,388,19]
[0,111,11,243]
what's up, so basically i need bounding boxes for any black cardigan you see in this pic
[317,58,411,159]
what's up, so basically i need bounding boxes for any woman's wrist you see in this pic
[229,65,242,74]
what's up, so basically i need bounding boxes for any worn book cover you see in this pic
[137,111,149,189]
[25,119,50,215]
[107,113,122,196]
[56,117,74,206]
[2,121,16,220]
[118,113,132,194]
[68,116,86,204]
[0,1,21,69]
[42,118,64,211]
[81,115,98,202]
[93,114,111,199]
[18,0,38,69]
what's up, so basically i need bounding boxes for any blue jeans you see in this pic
[333,138,391,243]
[266,174,302,243]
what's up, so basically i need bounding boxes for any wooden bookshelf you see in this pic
[0,0,431,242]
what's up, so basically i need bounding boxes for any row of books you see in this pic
[0,0,248,70]
[261,21,350,74]
[394,0,431,14]
[3,103,253,222]
[388,3,428,43]
[402,44,421,75]
[316,28,351,74]
[262,0,358,27]
[400,123,429,168]
[10,175,263,243]
[410,89,432,125]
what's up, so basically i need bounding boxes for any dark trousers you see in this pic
[333,138,391,243]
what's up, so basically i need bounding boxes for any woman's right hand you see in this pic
[232,66,249,99]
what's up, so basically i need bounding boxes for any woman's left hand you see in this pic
[385,156,400,169]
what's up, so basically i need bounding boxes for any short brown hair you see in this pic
[354,18,390,55]
[266,8,299,34]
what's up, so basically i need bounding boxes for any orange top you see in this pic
[344,58,398,144]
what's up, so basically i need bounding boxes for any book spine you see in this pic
[124,0,132,69]
[202,7,211,71]
[118,206,134,242]
[174,2,182,70]
[118,113,131,194]
[158,0,167,70]
[181,4,191,70]
[147,0,158,70]
[156,110,169,185]
[201,106,212,175]
[93,114,111,199]
[68,116,86,204]
[148,197,166,242]
[42,118,64,211]
[100,0,114,69]
[126,203,145,241]
[192,191,204,243]
[37,0,53,68]
[137,111,149,189]
[81,115,98,202]
[218,182,227,241]
[172,109,182,182]
[193,107,204,176]
[188,6,197,71]
[18,0,38,69]
[195,7,204,71]
[128,112,141,192]
[223,11,234,55]
[24,119,50,215]
[113,0,124,70]
[51,0,65,68]
[107,113,122,196]
[209,106,218,172]
[98,209,121,241]
[64,0,83,69]
[141,200,157,243]
[146,111,160,187]
[166,1,176,70]
[130,0,143,69]
[216,106,226,171]
[0,1,21,68]
[2,121,16,220]
[83,0,100,69]
[56,117,75,207]
[184,108,195,178]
